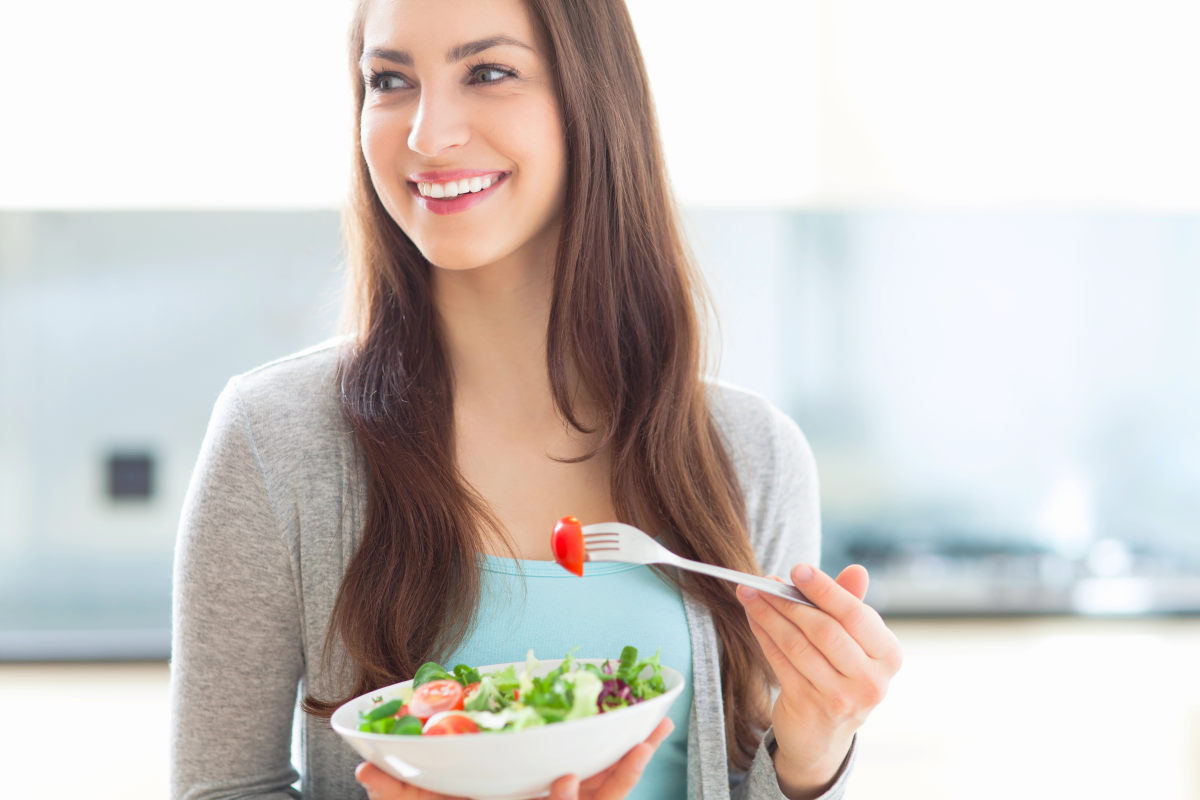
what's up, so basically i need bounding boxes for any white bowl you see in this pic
[331,657,685,800]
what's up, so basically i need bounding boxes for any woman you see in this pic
[169,0,902,798]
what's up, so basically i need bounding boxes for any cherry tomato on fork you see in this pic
[407,679,464,720]
[552,515,586,576]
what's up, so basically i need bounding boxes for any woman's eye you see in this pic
[369,73,409,92]
[470,66,512,84]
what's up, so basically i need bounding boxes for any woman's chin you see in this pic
[417,245,495,273]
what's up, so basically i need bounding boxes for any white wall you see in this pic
[4,1,1197,210]
[627,0,823,208]
[815,0,1200,210]
[0,0,354,208]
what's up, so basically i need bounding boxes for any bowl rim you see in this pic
[331,657,685,742]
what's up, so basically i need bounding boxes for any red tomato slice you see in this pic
[408,679,465,720]
[552,515,585,577]
[393,704,411,719]
[423,712,480,736]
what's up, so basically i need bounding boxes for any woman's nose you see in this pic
[407,90,470,157]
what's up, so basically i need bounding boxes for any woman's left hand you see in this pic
[736,563,902,799]
[546,717,674,799]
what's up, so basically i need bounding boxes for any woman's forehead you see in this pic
[361,0,539,53]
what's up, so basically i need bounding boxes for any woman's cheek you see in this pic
[360,114,402,196]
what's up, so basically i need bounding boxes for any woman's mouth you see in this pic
[408,171,509,215]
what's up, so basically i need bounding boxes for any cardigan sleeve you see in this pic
[721,389,858,800]
[170,377,305,799]
[747,400,821,577]
[733,731,856,800]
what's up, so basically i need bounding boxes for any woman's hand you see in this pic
[736,563,902,800]
[546,717,674,799]
[354,761,465,800]
[355,717,674,800]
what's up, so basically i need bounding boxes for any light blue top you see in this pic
[437,554,695,800]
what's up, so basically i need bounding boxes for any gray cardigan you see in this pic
[170,339,854,800]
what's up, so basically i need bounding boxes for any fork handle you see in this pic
[671,557,816,607]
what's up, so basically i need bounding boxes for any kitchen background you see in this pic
[2,0,1199,798]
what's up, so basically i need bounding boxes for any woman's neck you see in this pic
[432,249,613,552]
[433,252,555,411]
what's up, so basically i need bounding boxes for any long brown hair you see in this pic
[303,0,774,772]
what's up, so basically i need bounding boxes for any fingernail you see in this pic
[793,563,814,582]
[737,585,758,602]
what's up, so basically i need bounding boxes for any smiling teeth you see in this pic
[418,175,498,198]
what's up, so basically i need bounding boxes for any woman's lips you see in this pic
[408,172,509,216]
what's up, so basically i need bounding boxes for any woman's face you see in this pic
[358,0,567,273]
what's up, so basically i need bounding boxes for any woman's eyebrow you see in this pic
[360,35,535,68]
[447,35,534,63]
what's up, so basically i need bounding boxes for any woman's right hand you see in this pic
[355,760,467,799]
[355,717,674,800]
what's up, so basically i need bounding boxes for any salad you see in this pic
[357,646,666,736]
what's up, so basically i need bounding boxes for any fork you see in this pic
[582,522,816,607]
